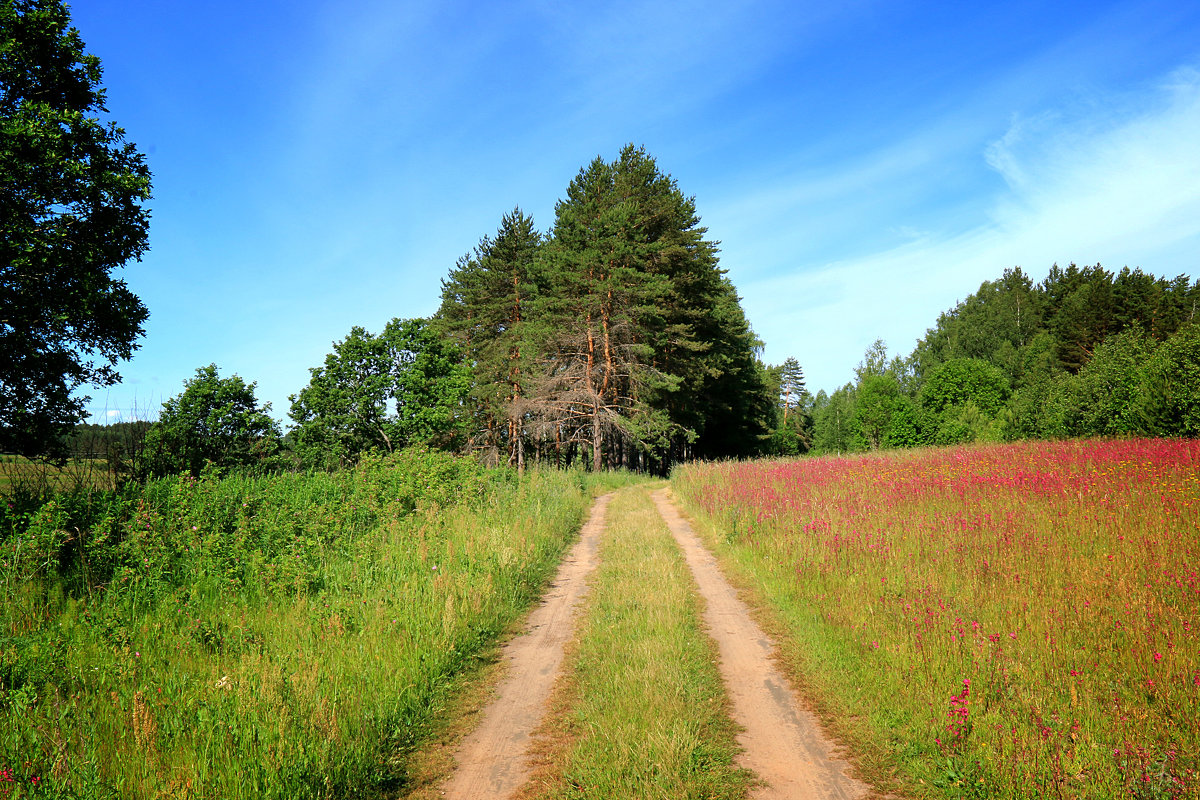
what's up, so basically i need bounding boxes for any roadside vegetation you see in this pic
[673,438,1200,799]
[0,448,604,798]
[527,486,750,800]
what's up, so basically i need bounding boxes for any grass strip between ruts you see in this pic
[523,485,752,800]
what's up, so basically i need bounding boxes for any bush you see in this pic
[141,364,281,479]
[1142,322,1200,436]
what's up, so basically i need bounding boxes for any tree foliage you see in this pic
[855,374,905,450]
[435,208,544,467]
[433,145,771,473]
[919,358,1008,417]
[812,263,1200,456]
[1068,327,1157,436]
[1142,323,1200,437]
[141,365,280,478]
[811,386,862,455]
[1,0,151,460]
[289,319,470,469]
[777,357,805,419]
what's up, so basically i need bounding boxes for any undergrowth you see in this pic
[0,449,597,798]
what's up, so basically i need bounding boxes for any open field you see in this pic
[0,456,117,495]
[673,439,1200,799]
[0,450,633,798]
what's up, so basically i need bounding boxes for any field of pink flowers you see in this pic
[673,439,1199,799]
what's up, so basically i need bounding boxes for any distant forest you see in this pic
[57,170,1200,476]
[791,263,1200,456]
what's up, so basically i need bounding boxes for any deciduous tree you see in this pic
[142,365,280,478]
[1068,327,1157,436]
[1,0,151,460]
[289,319,469,468]
[1142,323,1200,437]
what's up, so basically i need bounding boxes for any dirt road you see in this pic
[437,494,611,799]
[435,488,868,799]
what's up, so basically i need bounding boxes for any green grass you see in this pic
[673,439,1200,800]
[530,485,751,800]
[0,450,601,798]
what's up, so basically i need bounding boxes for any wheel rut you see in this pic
[437,493,611,800]
[435,488,868,800]
[651,489,869,800]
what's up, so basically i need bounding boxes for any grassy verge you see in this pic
[0,450,598,798]
[526,485,751,800]
[673,439,1200,800]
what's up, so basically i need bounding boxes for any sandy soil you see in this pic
[436,493,611,800]
[651,489,869,800]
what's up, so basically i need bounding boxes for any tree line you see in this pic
[794,264,1200,455]
[119,259,1200,478]
[6,2,1198,481]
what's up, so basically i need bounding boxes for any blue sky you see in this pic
[70,0,1200,422]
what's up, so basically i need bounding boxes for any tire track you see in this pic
[437,493,611,800]
[651,489,869,800]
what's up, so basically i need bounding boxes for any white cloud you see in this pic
[984,66,1200,266]
[739,65,1200,392]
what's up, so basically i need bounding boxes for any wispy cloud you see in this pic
[740,65,1200,392]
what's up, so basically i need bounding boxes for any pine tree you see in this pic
[530,147,674,470]
[778,357,805,421]
[435,208,543,468]
[526,144,769,471]
[430,146,770,471]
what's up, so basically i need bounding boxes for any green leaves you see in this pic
[289,326,395,467]
[1068,327,1157,436]
[1,0,151,460]
[919,358,1008,417]
[288,319,470,469]
[142,364,281,478]
[1141,323,1200,437]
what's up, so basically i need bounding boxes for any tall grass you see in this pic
[673,439,1200,799]
[1,449,595,798]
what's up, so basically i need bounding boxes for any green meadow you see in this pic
[0,449,619,799]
